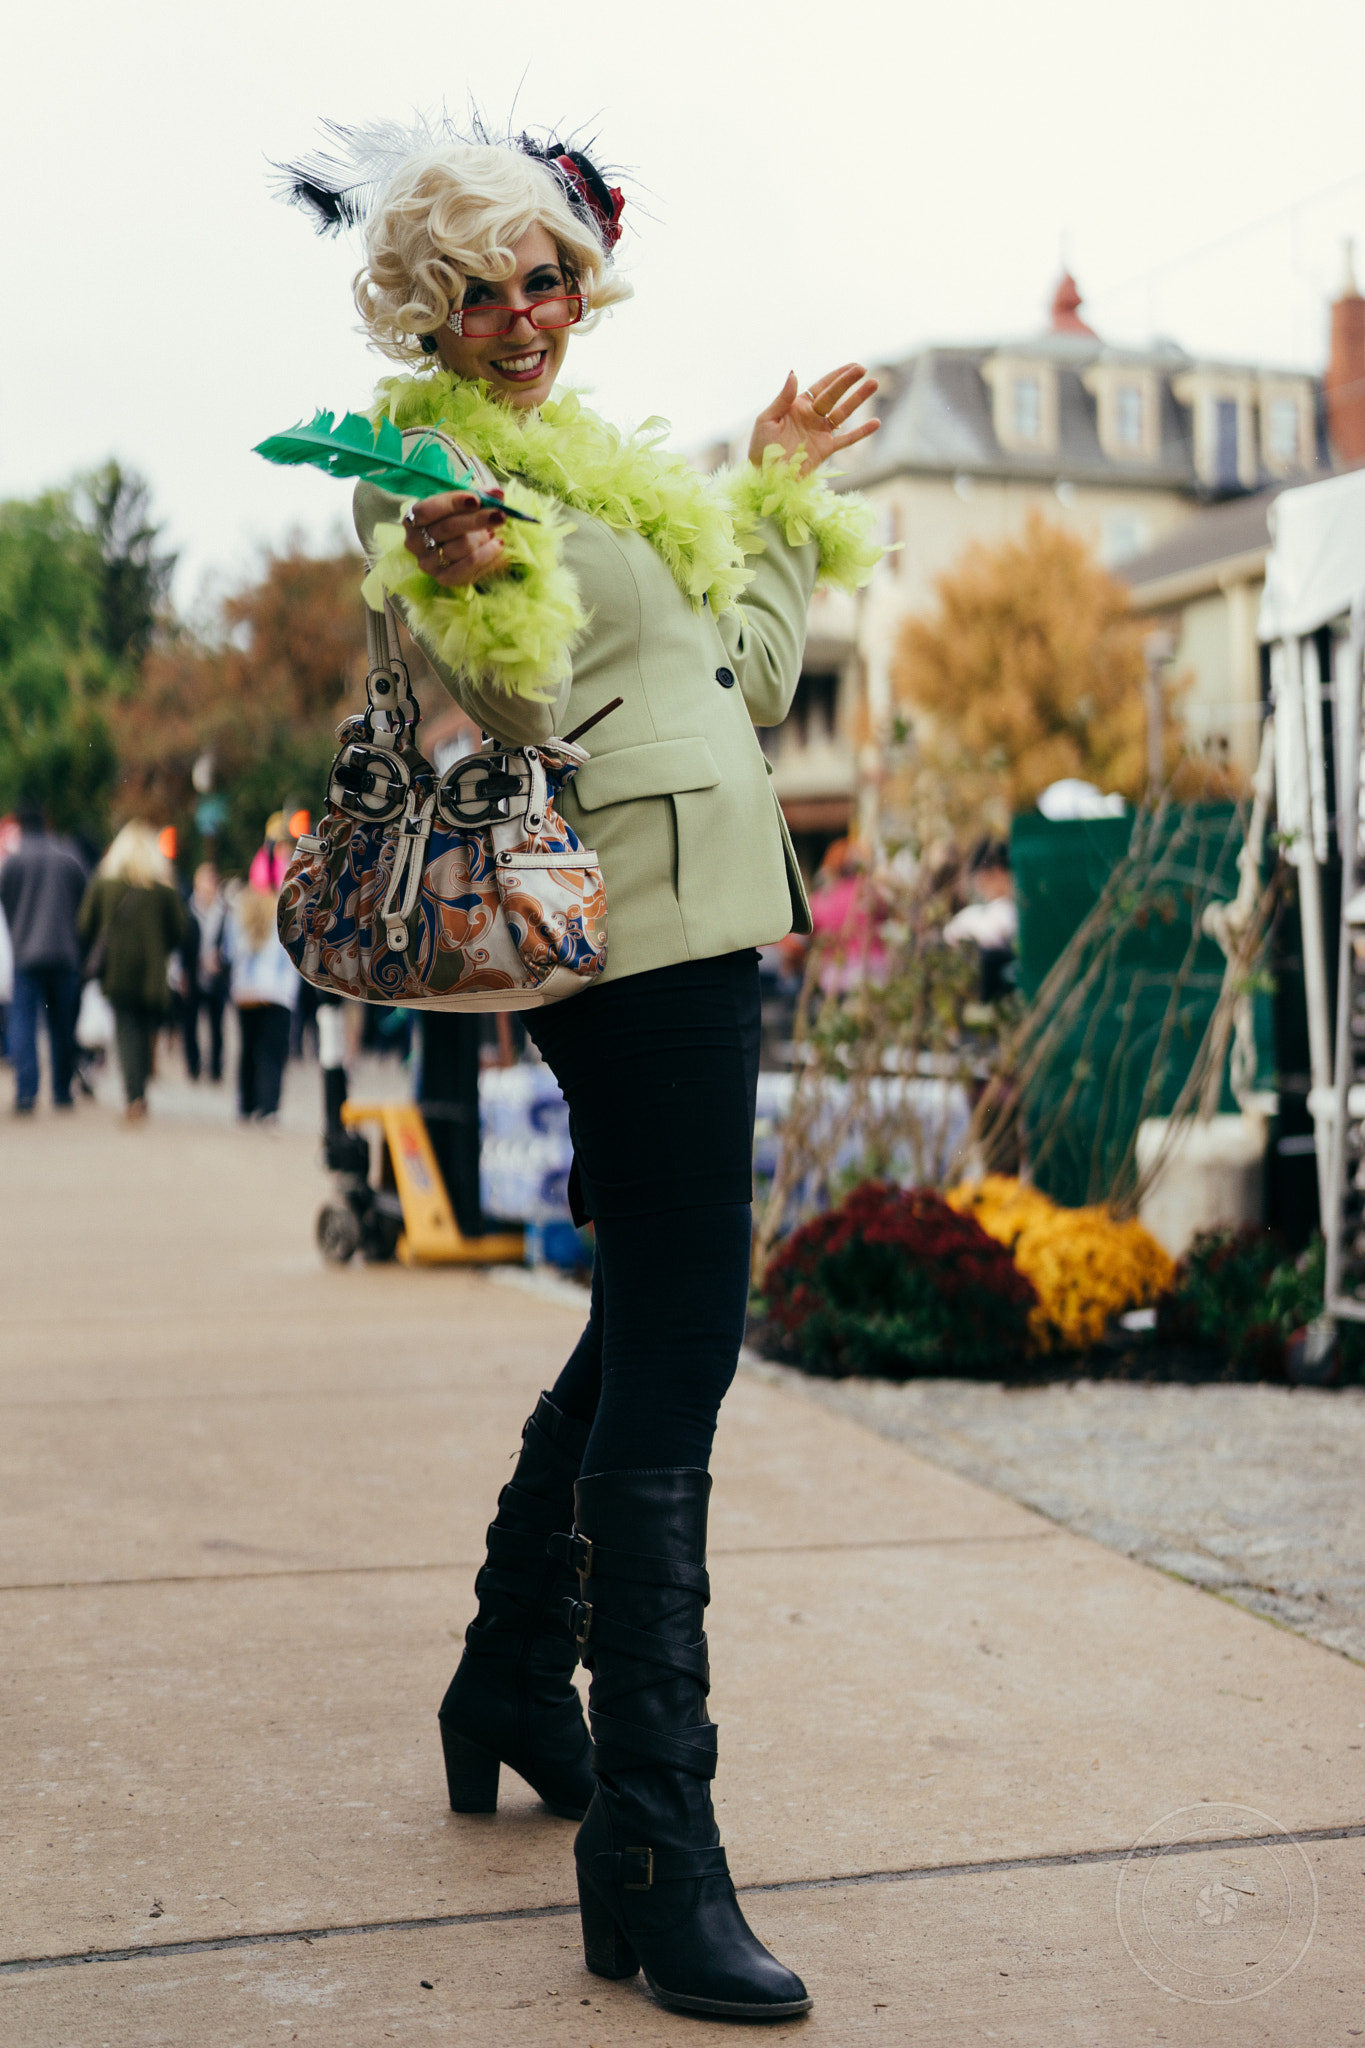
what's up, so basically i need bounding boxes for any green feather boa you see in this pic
[361,372,880,700]
[362,475,585,702]
[726,442,885,591]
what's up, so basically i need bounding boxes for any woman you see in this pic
[78,822,187,1122]
[225,883,300,1124]
[284,118,880,2020]
[184,860,229,1083]
[248,810,297,894]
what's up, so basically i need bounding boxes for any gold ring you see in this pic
[436,544,448,569]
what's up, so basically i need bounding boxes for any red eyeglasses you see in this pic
[446,294,588,339]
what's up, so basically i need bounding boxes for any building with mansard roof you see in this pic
[1122,250,1365,786]
[705,273,1327,865]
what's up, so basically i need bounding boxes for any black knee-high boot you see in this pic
[438,1393,595,1820]
[558,1468,811,2019]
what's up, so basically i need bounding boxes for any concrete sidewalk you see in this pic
[2,1097,1362,2044]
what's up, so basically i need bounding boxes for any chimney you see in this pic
[1326,239,1365,466]
[1050,271,1097,339]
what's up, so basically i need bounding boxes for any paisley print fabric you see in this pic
[277,754,607,1012]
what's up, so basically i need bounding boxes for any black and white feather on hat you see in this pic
[272,111,626,250]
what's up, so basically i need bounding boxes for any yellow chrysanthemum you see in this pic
[945,1174,1175,1353]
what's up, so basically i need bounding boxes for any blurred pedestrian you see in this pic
[248,811,298,894]
[78,822,187,1123]
[944,839,1017,1001]
[0,802,88,1115]
[0,814,15,1064]
[226,884,299,1124]
[808,838,889,993]
[0,895,12,1062]
[183,861,229,1081]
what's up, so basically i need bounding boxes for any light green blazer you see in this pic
[354,477,816,986]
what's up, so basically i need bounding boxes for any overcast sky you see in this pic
[5,0,1365,613]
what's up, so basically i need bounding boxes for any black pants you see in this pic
[182,979,227,1081]
[526,950,760,1476]
[236,1004,291,1119]
[420,1012,485,1238]
[10,965,79,1107]
[112,1002,163,1107]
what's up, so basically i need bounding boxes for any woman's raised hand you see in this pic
[402,490,507,586]
[747,365,880,477]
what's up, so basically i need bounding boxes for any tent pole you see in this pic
[1326,596,1365,1310]
[1282,635,1335,1221]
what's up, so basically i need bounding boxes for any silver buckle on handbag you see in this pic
[436,752,527,827]
[328,740,411,823]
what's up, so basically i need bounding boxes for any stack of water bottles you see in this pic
[479,1062,589,1271]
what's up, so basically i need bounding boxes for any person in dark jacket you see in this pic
[78,822,187,1121]
[0,803,88,1114]
[184,861,229,1082]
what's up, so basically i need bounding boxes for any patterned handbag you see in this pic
[277,597,609,1010]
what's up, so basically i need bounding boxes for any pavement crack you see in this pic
[0,1533,1060,1596]
[6,1821,1362,1977]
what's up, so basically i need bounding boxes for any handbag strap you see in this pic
[379,791,436,954]
[362,426,499,753]
[83,875,137,980]
[364,599,421,750]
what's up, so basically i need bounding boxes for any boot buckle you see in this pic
[621,1846,653,1890]
[566,1598,593,1647]
[546,1531,594,1577]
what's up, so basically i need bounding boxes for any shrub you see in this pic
[763,1180,1036,1379]
[1156,1225,1287,1374]
[947,1174,1175,1353]
[1158,1227,1365,1379]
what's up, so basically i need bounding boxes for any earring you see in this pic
[419,334,438,357]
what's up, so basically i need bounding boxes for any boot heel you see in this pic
[578,1870,640,1980]
[440,1725,500,1813]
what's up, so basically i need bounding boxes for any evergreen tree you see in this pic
[0,463,175,837]
[0,488,119,834]
[80,462,177,663]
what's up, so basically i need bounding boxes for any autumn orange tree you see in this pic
[111,545,371,872]
[891,512,1196,821]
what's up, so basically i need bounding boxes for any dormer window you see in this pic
[1267,399,1298,462]
[1082,363,1160,460]
[1211,398,1240,488]
[982,355,1058,454]
[1115,384,1144,447]
[1259,377,1313,476]
[1172,369,1258,490]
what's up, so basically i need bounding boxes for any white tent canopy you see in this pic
[1259,466,1365,641]
[1258,463,1365,1317]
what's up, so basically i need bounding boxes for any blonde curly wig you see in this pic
[354,143,632,365]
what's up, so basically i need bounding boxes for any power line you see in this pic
[1091,169,1365,306]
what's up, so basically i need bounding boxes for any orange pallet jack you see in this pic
[316,1100,524,1268]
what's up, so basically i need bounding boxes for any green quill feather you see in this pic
[252,410,538,521]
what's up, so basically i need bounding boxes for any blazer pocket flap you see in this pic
[571,737,721,811]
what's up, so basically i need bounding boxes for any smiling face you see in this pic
[433,223,578,409]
